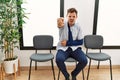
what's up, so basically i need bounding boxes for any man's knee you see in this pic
[83,57,88,66]
[56,56,65,64]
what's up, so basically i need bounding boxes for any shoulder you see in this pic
[63,21,68,29]
[74,22,81,29]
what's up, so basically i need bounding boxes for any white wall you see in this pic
[0,0,119,70]
[13,0,120,66]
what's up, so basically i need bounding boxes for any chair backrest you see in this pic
[84,35,103,49]
[33,35,53,49]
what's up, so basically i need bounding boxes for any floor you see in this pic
[2,66,120,80]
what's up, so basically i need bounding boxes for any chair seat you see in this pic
[65,57,76,62]
[30,53,54,62]
[86,53,111,61]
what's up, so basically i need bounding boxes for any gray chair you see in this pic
[57,57,85,80]
[28,35,55,80]
[84,35,113,80]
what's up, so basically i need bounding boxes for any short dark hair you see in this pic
[67,8,78,15]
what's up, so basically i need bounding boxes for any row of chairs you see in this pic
[28,35,113,80]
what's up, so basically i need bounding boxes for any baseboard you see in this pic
[1,65,120,71]
[20,65,120,71]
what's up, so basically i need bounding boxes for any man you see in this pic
[56,8,88,80]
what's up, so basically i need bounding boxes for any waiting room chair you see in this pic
[28,35,55,80]
[84,35,113,80]
[57,57,84,80]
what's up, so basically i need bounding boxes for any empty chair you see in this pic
[28,35,55,80]
[84,35,113,80]
[57,57,84,80]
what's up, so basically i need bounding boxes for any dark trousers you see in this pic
[56,47,88,78]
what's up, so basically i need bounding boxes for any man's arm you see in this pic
[66,39,83,46]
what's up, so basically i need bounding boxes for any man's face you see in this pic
[67,12,77,26]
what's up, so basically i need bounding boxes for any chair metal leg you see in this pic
[35,61,37,70]
[28,60,32,80]
[58,69,60,80]
[109,59,113,80]
[87,59,91,80]
[51,60,56,80]
[97,61,100,69]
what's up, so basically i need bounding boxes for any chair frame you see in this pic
[57,57,84,80]
[86,48,113,80]
[28,35,55,80]
[84,35,113,80]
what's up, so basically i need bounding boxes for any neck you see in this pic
[68,23,74,27]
